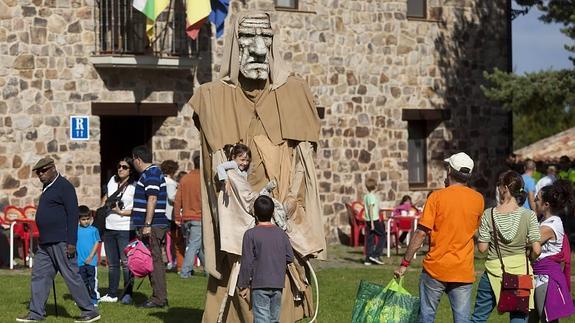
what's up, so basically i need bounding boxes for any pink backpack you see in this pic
[123,239,153,278]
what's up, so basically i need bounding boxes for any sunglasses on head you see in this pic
[35,165,53,175]
[117,164,130,170]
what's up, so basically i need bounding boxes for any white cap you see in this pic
[444,152,474,173]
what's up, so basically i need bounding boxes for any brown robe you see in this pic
[190,11,325,323]
[191,76,325,322]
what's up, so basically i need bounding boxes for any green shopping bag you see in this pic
[351,278,420,323]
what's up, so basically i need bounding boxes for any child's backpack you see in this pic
[123,239,153,278]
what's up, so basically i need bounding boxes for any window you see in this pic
[408,121,427,186]
[407,0,426,19]
[275,0,298,9]
[96,0,194,56]
[98,0,146,54]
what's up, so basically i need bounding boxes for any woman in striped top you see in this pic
[471,170,541,323]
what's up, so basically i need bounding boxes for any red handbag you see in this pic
[490,209,532,314]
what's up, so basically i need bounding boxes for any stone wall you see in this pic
[213,0,511,242]
[0,0,202,208]
[0,0,510,243]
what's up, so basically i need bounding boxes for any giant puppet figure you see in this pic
[190,11,326,322]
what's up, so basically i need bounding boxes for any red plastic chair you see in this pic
[23,205,37,220]
[4,206,39,267]
[345,201,366,247]
[4,206,25,251]
[18,219,39,265]
[388,219,400,255]
[21,205,40,263]
[396,217,416,243]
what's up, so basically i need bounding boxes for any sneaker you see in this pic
[166,262,178,271]
[16,314,44,322]
[363,261,372,266]
[120,294,133,305]
[137,300,167,309]
[73,312,101,322]
[99,294,118,303]
[369,256,384,265]
[179,271,192,279]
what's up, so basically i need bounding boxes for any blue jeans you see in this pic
[180,221,204,277]
[471,272,528,323]
[104,229,133,297]
[419,270,473,323]
[252,288,282,323]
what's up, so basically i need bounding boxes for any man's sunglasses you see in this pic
[117,164,130,170]
[35,165,53,175]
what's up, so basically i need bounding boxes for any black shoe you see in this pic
[137,300,166,308]
[16,314,44,322]
[73,312,101,322]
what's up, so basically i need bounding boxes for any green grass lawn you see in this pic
[0,245,573,322]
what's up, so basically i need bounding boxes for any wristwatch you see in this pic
[144,223,152,227]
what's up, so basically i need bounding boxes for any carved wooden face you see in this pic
[238,14,273,80]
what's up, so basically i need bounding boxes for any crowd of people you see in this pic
[390,152,575,323]
[15,141,296,323]
[10,144,575,323]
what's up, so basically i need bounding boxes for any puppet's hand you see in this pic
[283,196,297,219]
[264,179,277,192]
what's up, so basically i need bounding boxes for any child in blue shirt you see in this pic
[77,205,101,305]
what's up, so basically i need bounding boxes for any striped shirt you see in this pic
[478,206,541,259]
[132,165,168,227]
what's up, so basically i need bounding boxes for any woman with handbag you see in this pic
[471,170,541,323]
[99,157,137,305]
[531,180,575,322]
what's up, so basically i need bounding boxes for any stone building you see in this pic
[0,0,511,243]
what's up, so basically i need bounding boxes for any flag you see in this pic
[209,0,229,38]
[133,0,170,41]
[185,0,211,40]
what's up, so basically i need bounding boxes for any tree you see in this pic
[515,0,575,62]
[482,69,575,149]
[480,1,575,149]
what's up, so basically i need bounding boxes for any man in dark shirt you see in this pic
[131,145,169,308]
[238,196,293,323]
[17,157,100,323]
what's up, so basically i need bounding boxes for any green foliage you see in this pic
[516,0,575,62]
[481,68,575,149]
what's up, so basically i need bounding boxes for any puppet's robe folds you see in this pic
[191,76,326,322]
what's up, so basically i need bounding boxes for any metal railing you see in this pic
[94,0,199,57]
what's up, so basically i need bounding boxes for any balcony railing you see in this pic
[95,0,199,57]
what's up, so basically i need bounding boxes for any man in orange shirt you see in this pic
[394,152,484,323]
[174,155,204,278]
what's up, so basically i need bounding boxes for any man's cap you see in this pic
[444,152,474,173]
[32,157,54,171]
